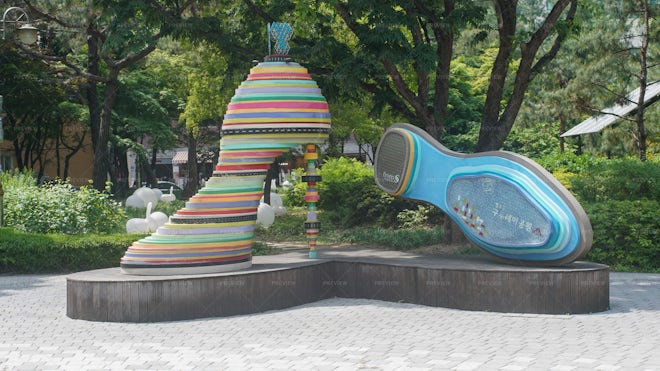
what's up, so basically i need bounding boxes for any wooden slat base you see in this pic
[67,249,609,322]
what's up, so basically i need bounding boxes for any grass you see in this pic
[254,207,455,251]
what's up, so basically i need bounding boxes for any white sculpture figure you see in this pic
[270,193,284,208]
[149,211,168,230]
[125,194,145,208]
[261,192,287,217]
[151,187,163,201]
[134,187,158,207]
[161,187,176,203]
[126,202,154,234]
[256,202,275,228]
[274,205,287,216]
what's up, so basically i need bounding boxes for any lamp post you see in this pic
[2,6,38,44]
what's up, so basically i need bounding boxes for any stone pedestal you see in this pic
[67,249,609,322]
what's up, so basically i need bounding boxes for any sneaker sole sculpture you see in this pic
[374,123,592,265]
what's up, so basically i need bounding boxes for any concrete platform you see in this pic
[66,248,609,322]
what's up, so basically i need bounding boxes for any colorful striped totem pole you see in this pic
[302,145,321,258]
[120,22,331,275]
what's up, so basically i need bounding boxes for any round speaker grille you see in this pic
[374,130,412,195]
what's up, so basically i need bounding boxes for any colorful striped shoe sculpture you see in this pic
[120,56,331,275]
[374,123,592,266]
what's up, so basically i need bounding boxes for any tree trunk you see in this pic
[151,147,158,174]
[87,28,101,153]
[107,144,118,191]
[55,134,62,178]
[92,67,119,190]
[443,217,466,246]
[113,148,130,198]
[182,129,198,199]
[430,0,454,141]
[140,157,158,188]
[636,0,649,162]
[476,0,516,152]
[559,115,566,153]
[263,159,280,205]
[12,138,23,169]
[263,174,272,205]
[477,0,575,152]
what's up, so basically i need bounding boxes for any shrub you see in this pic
[282,157,435,228]
[0,227,281,273]
[584,200,659,272]
[0,228,135,273]
[537,152,606,174]
[397,205,432,229]
[281,168,307,208]
[317,157,418,227]
[0,168,36,189]
[2,174,125,234]
[570,159,660,202]
[254,208,307,242]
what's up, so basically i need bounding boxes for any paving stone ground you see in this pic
[0,271,658,370]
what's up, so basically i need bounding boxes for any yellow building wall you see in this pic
[0,134,94,187]
[41,137,95,186]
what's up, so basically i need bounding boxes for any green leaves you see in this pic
[0,229,136,273]
[585,200,659,272]
[2,172,125,234]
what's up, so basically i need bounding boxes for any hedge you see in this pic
[282,157,422,228]
[0,229,278,274]
[583,200,659,272]
[0,229,137,273]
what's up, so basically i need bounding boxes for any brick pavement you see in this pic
[0,272,658,370]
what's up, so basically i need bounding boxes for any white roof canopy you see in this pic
[561,81,660,137]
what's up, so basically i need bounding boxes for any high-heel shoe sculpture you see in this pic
[374,123,592,265]
[120,23,330,275]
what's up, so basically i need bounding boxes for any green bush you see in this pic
[0,228,135,273]
[282,157,435,228]
[570,159,660,202]
[317,157,408,227]
[397,205,432,229]
[281,168,307,208]
[537,152,606,174]
[0,227,280,273]
[2,172,125,234]
[254,208,307,242]
[584,200,659,272]
[0,168,36,189]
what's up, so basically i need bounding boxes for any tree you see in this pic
[52,101,89,180]
[476,0,578,151]
[323,0,486,141]
[536,0,658,159]
[177,42,230,198]
[112,66,177,190]
[630,0,652,161]
[326,99,399,162]
[0,40,69,180]
[269,1,576,152]
[20,0,197,190]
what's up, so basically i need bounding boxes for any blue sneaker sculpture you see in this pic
[374,123,593,266]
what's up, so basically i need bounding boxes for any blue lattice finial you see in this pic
[268,22,293,55]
